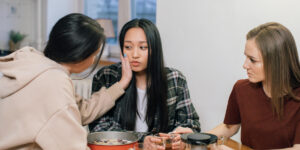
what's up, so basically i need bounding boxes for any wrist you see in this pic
[119,78,130,90]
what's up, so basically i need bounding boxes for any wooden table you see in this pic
[221,138,252,150]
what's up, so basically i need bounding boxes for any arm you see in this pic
[166,71,201,150]
[76,82,124,125]
[36,104,90,150]
[207,123,240,139]
[172,71,201,133]
[78,54,132,125]
[33,72,90,150]
[207,82,241,139]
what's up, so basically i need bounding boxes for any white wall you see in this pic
[0,0,38,50]
[46,0,83,39]
[157,0,300,141]
[0,0,82,51]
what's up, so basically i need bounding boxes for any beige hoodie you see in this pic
[0,47,124,150]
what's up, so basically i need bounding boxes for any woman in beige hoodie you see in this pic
[0,13,132,150]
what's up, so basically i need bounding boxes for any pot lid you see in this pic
[181,133,218,145]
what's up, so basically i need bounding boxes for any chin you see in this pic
[131,67,141,71]
[132,68,146,73]
[248,78,261,83]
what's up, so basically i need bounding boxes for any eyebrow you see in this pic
[244,52,258,60]
[124,41,147,44]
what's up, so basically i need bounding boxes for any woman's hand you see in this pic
[158,133,183,150]
[172,126,194,134]
[118,53,132,90]
[143,136,165,150]
[169,127,194,150]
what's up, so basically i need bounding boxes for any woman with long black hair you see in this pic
[89,18,200,149]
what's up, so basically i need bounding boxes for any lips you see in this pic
[130,61,140,67]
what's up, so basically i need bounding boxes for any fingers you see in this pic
[158,133,169,137]
[120,52,124,62]
[144,136,165,150]
[173,134,181,141]
[149,136,162,143]
[171,140,181,150]
[121,53,131,71]
[173,127,193,134]
[170,134,182,150]
[120,52,127,67]
[119,52,132,89]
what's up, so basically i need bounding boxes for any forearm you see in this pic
[206,123,240,138]
[77,82,124,125]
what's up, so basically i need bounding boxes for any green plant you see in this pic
[10,30,26,43]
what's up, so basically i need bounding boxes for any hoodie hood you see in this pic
[0,47,68,98]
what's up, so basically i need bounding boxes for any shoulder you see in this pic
[36,68,73,94]
[165,67,186,81]
[37,68,71,85]
[233,79,255,89]
[165,67,189,92]
[231,79,262,96]
[32,68,75,105]
[94,63,122,80]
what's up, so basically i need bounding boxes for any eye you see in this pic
[140,46,148,50]
[250,58,256,63]
[124,45,132,50]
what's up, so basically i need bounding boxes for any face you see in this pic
[243,39,265,83]
[69,47,101,73]
[123,27,148,73]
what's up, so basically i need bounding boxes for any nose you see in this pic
[243,58,249,70]
[132,46,139,58]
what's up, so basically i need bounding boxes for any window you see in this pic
[84,0,118,44]
[84,0,156,45]
[132,0,156,24]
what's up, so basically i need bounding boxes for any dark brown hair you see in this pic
[44,13,106,77]
[247,22,300,118]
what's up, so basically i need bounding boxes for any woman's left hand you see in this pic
[159,133,183,150]
[119,53,132,90]
[170,127,194,150]
[172,126,194,134]
[143,135,165,150]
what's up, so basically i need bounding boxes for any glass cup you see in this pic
[165,133,178,150]
[153,134,166,149]
[217,136,228,145]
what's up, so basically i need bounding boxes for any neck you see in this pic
[262,81,271,97]
[135,71,147,90]
[60,63,72,73]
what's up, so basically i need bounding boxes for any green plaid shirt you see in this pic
[89,63,201,133]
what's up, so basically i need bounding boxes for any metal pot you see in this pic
[87,131,139,150]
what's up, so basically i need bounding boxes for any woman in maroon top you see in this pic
[208,22,300,149]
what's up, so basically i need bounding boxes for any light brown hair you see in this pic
[247,22,300,118]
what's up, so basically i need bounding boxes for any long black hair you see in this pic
[44,13,105,76]
[119,18,169,132]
